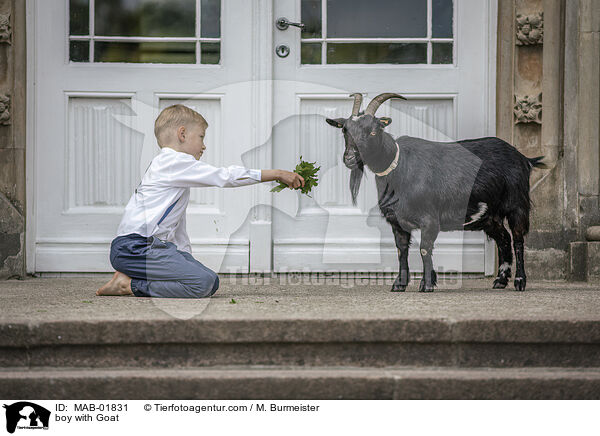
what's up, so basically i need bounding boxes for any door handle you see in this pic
[276,17,305,30]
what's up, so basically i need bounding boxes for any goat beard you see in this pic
[350,163,364,206]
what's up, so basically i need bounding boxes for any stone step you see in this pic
[2,318,599,368]
[1,366,600,399]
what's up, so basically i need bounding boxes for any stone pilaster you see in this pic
[0,0,25,279]
[576,0,600,235]
[565,0,600,281]
[497,0,570,279]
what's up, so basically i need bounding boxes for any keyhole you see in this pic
[276,45,290,58]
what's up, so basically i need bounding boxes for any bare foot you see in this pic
[96,271,134,296]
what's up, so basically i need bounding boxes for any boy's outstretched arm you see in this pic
[261,169,305,189]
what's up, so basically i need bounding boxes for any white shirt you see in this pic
[116,147,262,253]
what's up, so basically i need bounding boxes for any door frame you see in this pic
[26,0,37,273]
[26,0,497,274]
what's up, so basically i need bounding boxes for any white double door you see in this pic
[29,0,495,274]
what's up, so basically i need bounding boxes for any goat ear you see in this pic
[379,117,392,127]
[326,118,345,128]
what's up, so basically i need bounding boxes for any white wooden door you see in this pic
[29,0,257,272]
[271,0,496,273]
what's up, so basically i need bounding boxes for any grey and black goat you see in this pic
[326,93,546,292]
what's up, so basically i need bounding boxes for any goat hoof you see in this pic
[492,278,508,289]
[418,280,435,293]
[514,277,526,291]
[391,276,408,292]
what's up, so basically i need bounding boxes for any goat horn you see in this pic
[364,93,407,116]
[349,93,363,116]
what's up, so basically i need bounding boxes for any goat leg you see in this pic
[513,240,527,291]
[391,226,411,292]
[508,213,528,291]
[483,218,513,289]
[418,220,439,292]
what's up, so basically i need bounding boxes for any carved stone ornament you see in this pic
[0,13,11,44]
[514,93,542,124]
[516,12,543,45]
[0,94,11,125]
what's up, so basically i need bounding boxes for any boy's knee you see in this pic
[190,270,219,298]
[208,273,220,296]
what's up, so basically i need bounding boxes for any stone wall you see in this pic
[0,0,25,279]
[497,0,600,281]
[565,0,600,281]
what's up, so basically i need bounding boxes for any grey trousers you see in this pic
[110,233,219,298]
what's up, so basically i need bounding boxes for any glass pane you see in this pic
[301,43,322,64]
[301,0,322,38]
[432,0,453,38]
[95,0,195,37]
[201,0,221,38]
[327,0,426,38]
[432,43,452,63]
[94,41,196,63]
[70,0,89,35]
[201,42,220,64]
[70,40,90,62]
[327,43,426,64]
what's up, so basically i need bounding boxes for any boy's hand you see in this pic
[277,170,305,189]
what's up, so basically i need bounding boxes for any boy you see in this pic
[96,104,304,298]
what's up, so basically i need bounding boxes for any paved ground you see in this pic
[1,275,599,323]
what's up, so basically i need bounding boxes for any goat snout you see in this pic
[343,152,361,169]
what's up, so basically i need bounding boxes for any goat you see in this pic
[326,93,546,292]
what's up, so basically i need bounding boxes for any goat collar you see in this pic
[374,142,399,177]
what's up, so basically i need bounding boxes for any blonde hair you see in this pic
[154,104,208,147]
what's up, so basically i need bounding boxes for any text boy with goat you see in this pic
[326,93,546,292]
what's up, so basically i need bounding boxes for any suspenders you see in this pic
[156,198,180,226]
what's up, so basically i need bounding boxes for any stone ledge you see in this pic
[2,318,600,369]
[523,248,566,280]
[569,241,600,282]
[2,318,600,347]
[3,340,600,369]
[586,226,600,241]
[2,366,600,399]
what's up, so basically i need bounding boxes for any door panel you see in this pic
[272,0,493,273]
[33,0,254,272]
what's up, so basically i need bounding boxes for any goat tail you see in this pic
[528,155,548,169]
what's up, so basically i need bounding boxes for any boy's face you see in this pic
[180,123,207,160]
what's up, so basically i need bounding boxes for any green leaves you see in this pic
[270,156,321,197]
